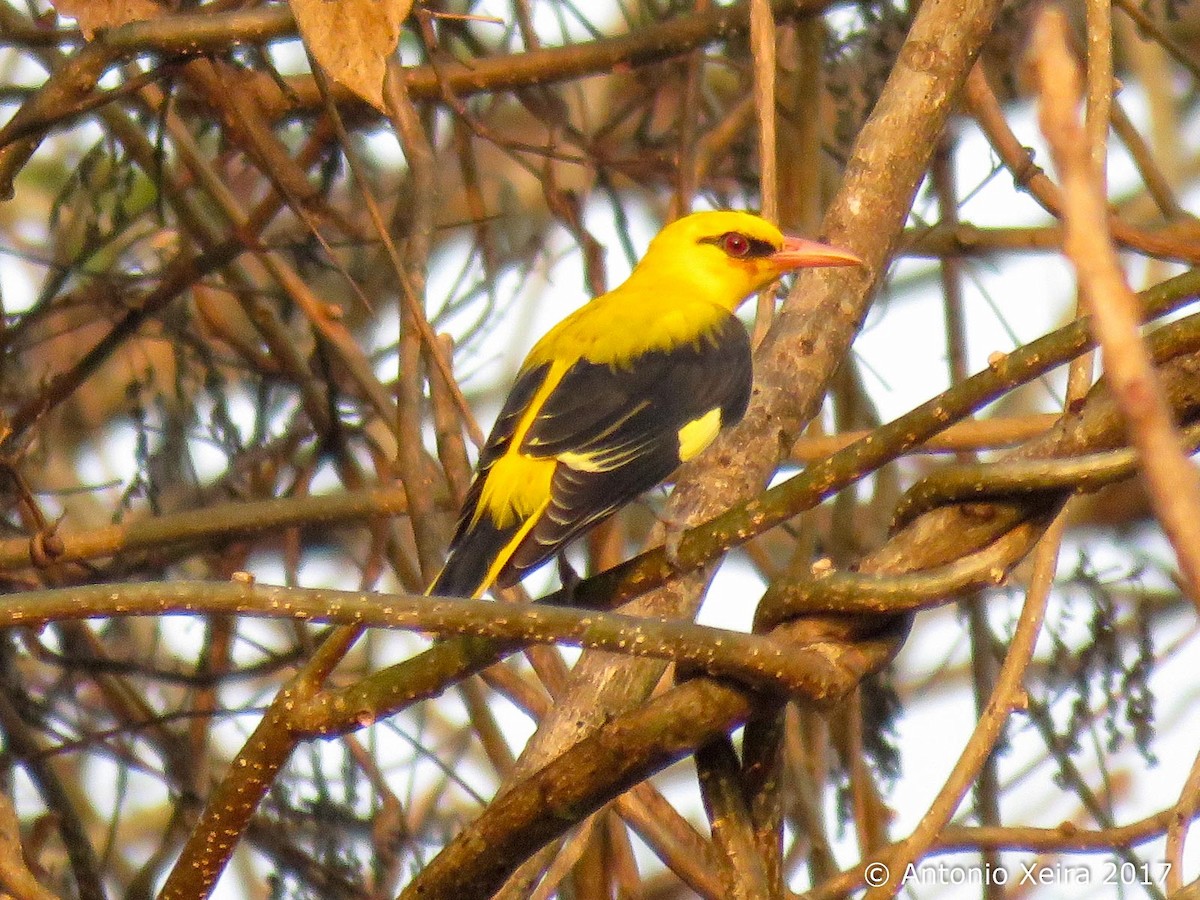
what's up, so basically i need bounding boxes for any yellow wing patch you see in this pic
[677,408,723,462]
[471,359,568,531]
[474,453,556,530]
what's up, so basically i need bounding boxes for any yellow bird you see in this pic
[429,210,861,598]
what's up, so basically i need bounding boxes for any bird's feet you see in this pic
[661,510,687,570]
[556,552,582,604]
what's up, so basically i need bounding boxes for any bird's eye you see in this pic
[720,232,751,258]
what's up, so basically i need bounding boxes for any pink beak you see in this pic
[771,235,863,271]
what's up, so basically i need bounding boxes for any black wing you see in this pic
[501,313,752,584]
[431,313,752,597]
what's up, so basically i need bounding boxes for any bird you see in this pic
[428,210,862,599]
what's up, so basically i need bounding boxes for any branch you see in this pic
[0,581,857,698]
[1033,8,1200,603]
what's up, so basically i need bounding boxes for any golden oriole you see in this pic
[429,210,861,598]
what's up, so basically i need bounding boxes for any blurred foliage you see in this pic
[0,0,1198,896]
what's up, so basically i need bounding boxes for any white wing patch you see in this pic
[677,408,723,461]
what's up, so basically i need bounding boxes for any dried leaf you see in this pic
[51,0,164,38]
[289,0,412,112]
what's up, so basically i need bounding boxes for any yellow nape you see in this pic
[524,211,787,368]
[677,408,723,461]
[474,453,556,530]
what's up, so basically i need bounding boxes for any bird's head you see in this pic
[637,210,862,310]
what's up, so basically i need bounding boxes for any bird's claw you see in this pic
[556,553,582,604]
[662,512,685,570]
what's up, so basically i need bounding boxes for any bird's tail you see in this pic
[425,516,525,599]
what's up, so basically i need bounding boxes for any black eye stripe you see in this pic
[744,237,776,257]
[699,233,777,258]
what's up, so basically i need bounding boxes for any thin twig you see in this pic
[861,508,1066,898]
[1033,8,1200,605]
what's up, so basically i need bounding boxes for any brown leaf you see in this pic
[289,0,412,112]
[51,0,164,38]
